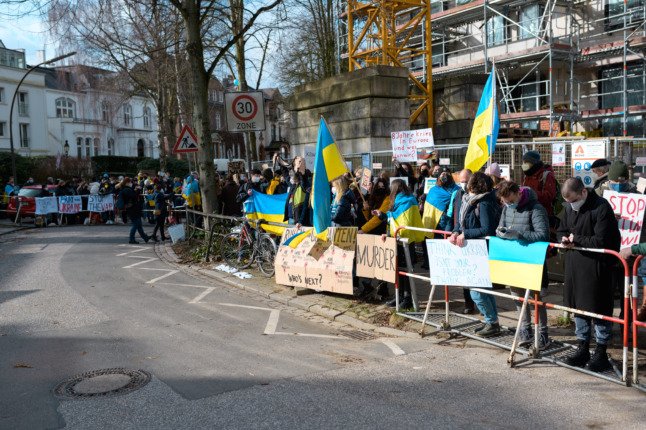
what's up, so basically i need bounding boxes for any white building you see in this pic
[0,40,159,159]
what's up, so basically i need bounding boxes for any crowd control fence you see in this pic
[393,225,633,387]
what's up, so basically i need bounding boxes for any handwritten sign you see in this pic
[425,239,492,288]
[355,235,397,283]
[360,168,372,191]
[35,197,59,215]
[58,196,82,214]
[603,190,646,249]
[275,227,357,295]
[423,178,437,194]
[391,128,435,162]
[88,194,114,212]
[227,161,245,176]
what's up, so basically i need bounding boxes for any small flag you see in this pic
[488,237,549,291]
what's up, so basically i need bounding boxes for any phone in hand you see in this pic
[498,227,508,234]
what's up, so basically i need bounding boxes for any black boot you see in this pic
[564,341,590,368]
[376,282,390,301]
[586,344,612,372]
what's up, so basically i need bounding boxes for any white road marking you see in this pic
[132,267,171,271]
[264,310,281,335]
[273,332,345,339]
[116,247,148,256]
[156,282,211,289]
[218,302,273,311]
[189,287,215,304]
[146,270,180,284]
[380,339,406,356]
[123,257,158,268]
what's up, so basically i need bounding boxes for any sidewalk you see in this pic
[0,219,29,236]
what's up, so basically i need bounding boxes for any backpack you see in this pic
[540,169,564,217]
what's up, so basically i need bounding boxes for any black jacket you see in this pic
[120,186,142,218]
[454,190,501,239]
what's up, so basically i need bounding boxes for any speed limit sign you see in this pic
[224,91,266,133]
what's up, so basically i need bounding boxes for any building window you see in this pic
[18,92,28,116]
[55,97,75,118]
[0,87,4,103]
[137,139,145,157]
[85,137,91,158]
[19,123,29,147]
[93,138,100,156]
[600,63,646,109]
[102,101,110,122]
[218,91,224,102]
[519,4,542,40]
[486,14,506,47]
[215,112,221,130]
[606,0,645,31]
[0,122,5,137]
[123,104,132,126]
[208,90,216,102]
[76,137,82,158]
[107,138,114,156]
[143,107,151,129]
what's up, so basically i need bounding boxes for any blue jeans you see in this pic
[574,316,612,345]
[470,290,498,324]
[130,216,148,242]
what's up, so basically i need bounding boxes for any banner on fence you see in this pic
[552,143,566,167]
[391,128,434,162]
[275,227,356,295]
[572,141,605,187]
[488,237,550,291]
[425,239,491,288]
[58,196,82,214]
[355,235,397,284]
[603,190,646,249]
[87,194,115,212]
[35,197,59,215]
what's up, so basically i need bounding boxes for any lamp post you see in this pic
[9,51,76,185]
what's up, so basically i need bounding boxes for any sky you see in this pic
[0,12,53,65]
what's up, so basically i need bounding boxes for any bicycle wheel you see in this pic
[221,232,253,269]
[256,234,277,277]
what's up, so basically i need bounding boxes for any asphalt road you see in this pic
[0,225,645,429]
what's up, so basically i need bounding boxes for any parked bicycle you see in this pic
[220,219,277,277]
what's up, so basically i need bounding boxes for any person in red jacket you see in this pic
[521,150,557,219]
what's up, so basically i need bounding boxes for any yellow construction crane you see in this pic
[345,0,433,127]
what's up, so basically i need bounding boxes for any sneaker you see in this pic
[564,341,590,368]
[538,333,551,350]
[144,236,151,243]
[477,322,501,338]
[474,323,487,333]
[399,297,413,309]
[129,240,139,244]
[586,345,611,372]
[463,306,475,315]
[106,220,114,225]
[517,328,532,347]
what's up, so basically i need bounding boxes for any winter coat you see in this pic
[522,163,557,217]
[284,182,310,225]
[120,186,143,218]
[593,173,610,196]
[361,196,390,234]
[497,188,549,243]
[556,190,621,315]
[454,190,500,239]
[236,181,261,204]
[331,189,356,227]
[220,181,242,216]
[446,187,465,232]
[155,192,168,216]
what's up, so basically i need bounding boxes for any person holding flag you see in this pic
[464,67,500,173]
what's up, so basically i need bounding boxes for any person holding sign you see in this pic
[496,181,551,348]
[449,172,502,337]
[557,178,621,372]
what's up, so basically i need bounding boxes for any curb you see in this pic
[154,242,421,340]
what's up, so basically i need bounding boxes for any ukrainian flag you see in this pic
[282,229,312,249]
[464,68,500,172]
[245,190,288,235]
[388,193,426,243]
[422,185,459,235]
[312,117,348,239]
[488,237,550,291]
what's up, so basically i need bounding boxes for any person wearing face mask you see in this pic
[521,151,557,221]
[392,158,417,190]
[448,172,502,337]
[557,177,621,372]
[591,159,611,196]
[415,163,431,200]
[496,180,550,348]
[236,169,263,204]
[285,172,310,226]
[330,176,357,227]
[604,160,636,194]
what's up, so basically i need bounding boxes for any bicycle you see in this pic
[220,219,277,277]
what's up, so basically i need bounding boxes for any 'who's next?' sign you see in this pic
[225,91,266,132]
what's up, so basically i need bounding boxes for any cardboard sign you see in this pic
[603,190,646,249]
[58,196,82,214]
[228,160,246,175]
[302,145,316,171]
[439,158,450,165]
[638,177,646,194]
[88,194,114,212]
[355,235,397,284]
[552,143,566,167]
[360,168,372,191]
[391,128,435,162]
[572,140,606,187]
[35,197,59,215]
[423,178,437,194]
[274,227,357,295]
[390,176,409,186]
[425,239,492,288]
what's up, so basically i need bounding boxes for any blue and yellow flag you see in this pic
[388,193,426,243]
[312,117,348,239]
[464,68,500,172]
[282,229,312,249]
[245,190,288,235]
[422,185,459,235]
[488,237,549,291]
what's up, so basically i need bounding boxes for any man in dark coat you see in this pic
[557,177,621,372]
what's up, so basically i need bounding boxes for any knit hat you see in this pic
[484,162,502,178]
[608,160,629,181]
[522,150,541,165]
[590,159,611,169]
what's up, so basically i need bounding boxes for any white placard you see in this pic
[603,190,646,250]
[58,196,82,214]
[390,176,409,186]
[572,141,606,187]
[35,197,59,215]
[302,145,316,172]
[372,162,383,169]
[423,178,437,194]
[637,177,646,194]
[426,239,492,288]
[88,194,115,212]
[499,164,511,181]
[439,158,451,165]
[552,143,566,167]
[391,128,435,162]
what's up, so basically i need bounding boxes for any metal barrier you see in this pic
[631,256,646,392]
[393,225,632,386]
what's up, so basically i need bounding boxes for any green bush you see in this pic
[92,156,142,176]
[0,152,35,184]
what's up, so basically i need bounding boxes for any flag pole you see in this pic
[488,61,496,168]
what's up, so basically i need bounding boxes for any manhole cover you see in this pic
[341,330,378,341]
[54,368,151,399]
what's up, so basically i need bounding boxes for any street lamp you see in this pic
[9,51,76,185]
[63,140,70,156]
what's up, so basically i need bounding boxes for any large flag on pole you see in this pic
[464,67,500,172]
[312,117,348,239]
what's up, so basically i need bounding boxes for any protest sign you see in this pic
[87,194,115,212]
[552,143,566,167]
[572,141,605,187]
[35,197,59,215]
[355,235,397,284]
[603,190,646,249]
[391,128,434,162]
[499,164,511,181]
[423,178,437,194]
[275,227,356,295]
[638,177,646,194]
[58,196,82,214]
[425,239,492,288]
[227,160,246,175]
[360,168,372,191]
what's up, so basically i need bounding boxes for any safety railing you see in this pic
[631,255,646,391]
[393,225,632,386]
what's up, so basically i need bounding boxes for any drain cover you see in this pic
[341,330,378,341]
[54,368,151,399]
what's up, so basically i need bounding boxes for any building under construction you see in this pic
[339,0,646,144]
